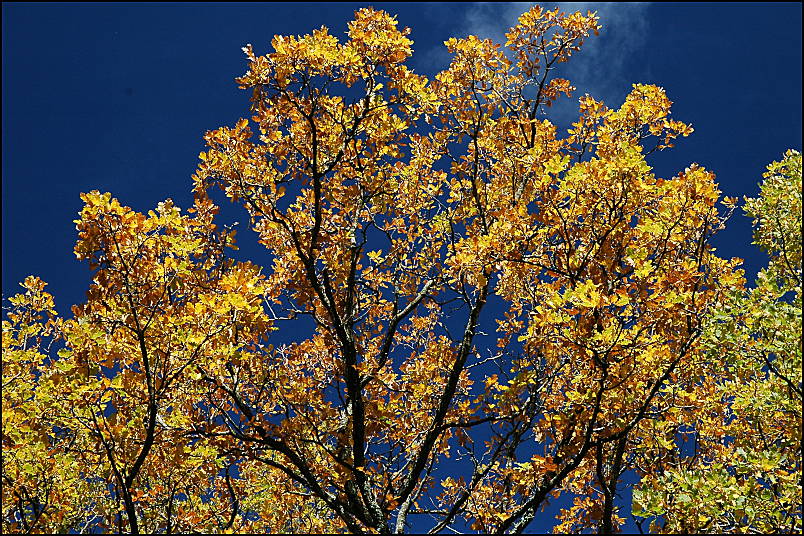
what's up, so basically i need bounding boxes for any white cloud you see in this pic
[457,3,652,124]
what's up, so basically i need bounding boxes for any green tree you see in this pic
[634,150,802,534]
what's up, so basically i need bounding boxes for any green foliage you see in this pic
[634,150,802,534]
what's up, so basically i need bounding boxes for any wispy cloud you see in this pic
[457,3,652,123]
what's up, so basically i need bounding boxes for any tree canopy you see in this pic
[2,7,801,534]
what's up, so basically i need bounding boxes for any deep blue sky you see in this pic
[3,2,802,313]
[2,2,802,532]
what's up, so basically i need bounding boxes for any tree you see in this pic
[633,150,802,534]
[2,6,787,534]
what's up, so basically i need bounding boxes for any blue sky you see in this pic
[3,2,802,312]
[2,2,802,532]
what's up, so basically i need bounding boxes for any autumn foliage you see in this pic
[2,7,801,534]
